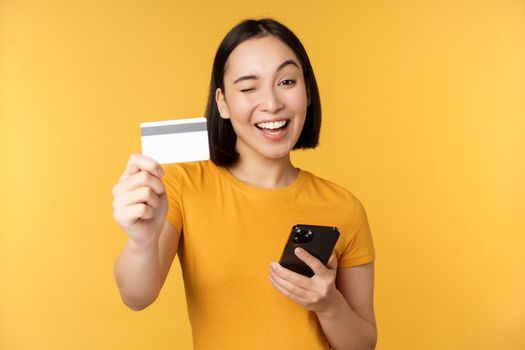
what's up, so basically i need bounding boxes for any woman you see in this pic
[113,18,377,350]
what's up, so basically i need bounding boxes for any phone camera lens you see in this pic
[292,227,314,244]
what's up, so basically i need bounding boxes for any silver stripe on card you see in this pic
[141,122,207,136]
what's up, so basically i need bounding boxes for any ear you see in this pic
[215,88,230,119]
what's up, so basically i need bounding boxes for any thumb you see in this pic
[326,251,338,270]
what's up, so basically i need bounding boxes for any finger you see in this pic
[270,262,312,289]
[116,186,160,209]
[131,203,155,221]
[294,247,325,276]
[326,251,338,270]
[268,273,311,305]
[116,170,166,196]
[115,203,154,227]
[269,268,312,299]
[120,153,164,181]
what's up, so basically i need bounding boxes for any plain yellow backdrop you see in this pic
[1,0,524,349]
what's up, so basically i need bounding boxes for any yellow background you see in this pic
[1,0,524,349]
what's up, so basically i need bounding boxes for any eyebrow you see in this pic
[232,59,300,84]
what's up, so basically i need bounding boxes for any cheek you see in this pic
[287,87,309,112]
[228,97,256,121]
[288,93,308,118]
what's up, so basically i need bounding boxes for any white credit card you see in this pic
[140,117,210,164]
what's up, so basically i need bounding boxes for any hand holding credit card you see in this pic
[140,117,210,164]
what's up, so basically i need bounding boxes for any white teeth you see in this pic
[256,120,288,130]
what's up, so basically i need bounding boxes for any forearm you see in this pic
[114,239,161,310]
[316,291,377,350]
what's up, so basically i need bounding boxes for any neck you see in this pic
[227,150,299,189]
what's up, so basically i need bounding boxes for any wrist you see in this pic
[315,289,347,319]
[128,238,158,252]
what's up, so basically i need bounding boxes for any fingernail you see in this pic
[158,168,164,177]
[295,247,303,255]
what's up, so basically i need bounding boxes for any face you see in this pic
[215,35,311,162]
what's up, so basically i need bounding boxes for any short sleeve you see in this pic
[338,195,376,268]
[160,163,184,234]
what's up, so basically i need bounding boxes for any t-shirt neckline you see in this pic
[215,162,306,197]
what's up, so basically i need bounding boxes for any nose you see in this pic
[258,86,284,113]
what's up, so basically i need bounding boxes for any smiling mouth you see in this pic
[255,119,290,131]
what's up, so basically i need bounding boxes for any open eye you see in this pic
[279,79,296,86]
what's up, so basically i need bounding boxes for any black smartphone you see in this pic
[278,224,340,278]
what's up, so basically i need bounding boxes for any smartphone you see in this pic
[278,224,340,278]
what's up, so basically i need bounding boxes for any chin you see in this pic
[261,148,292,160]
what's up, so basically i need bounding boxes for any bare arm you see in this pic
[317,262,377,350]
[114,220,180,311]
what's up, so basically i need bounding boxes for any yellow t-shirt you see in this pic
[160,160,375,350]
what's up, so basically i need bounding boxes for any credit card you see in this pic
[140,117,210,164]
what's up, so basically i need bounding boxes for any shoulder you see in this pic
[160,160,220,192]
[161,159,216,178]
[303,170,362,209]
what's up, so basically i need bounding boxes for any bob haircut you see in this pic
[204,17,322,167]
